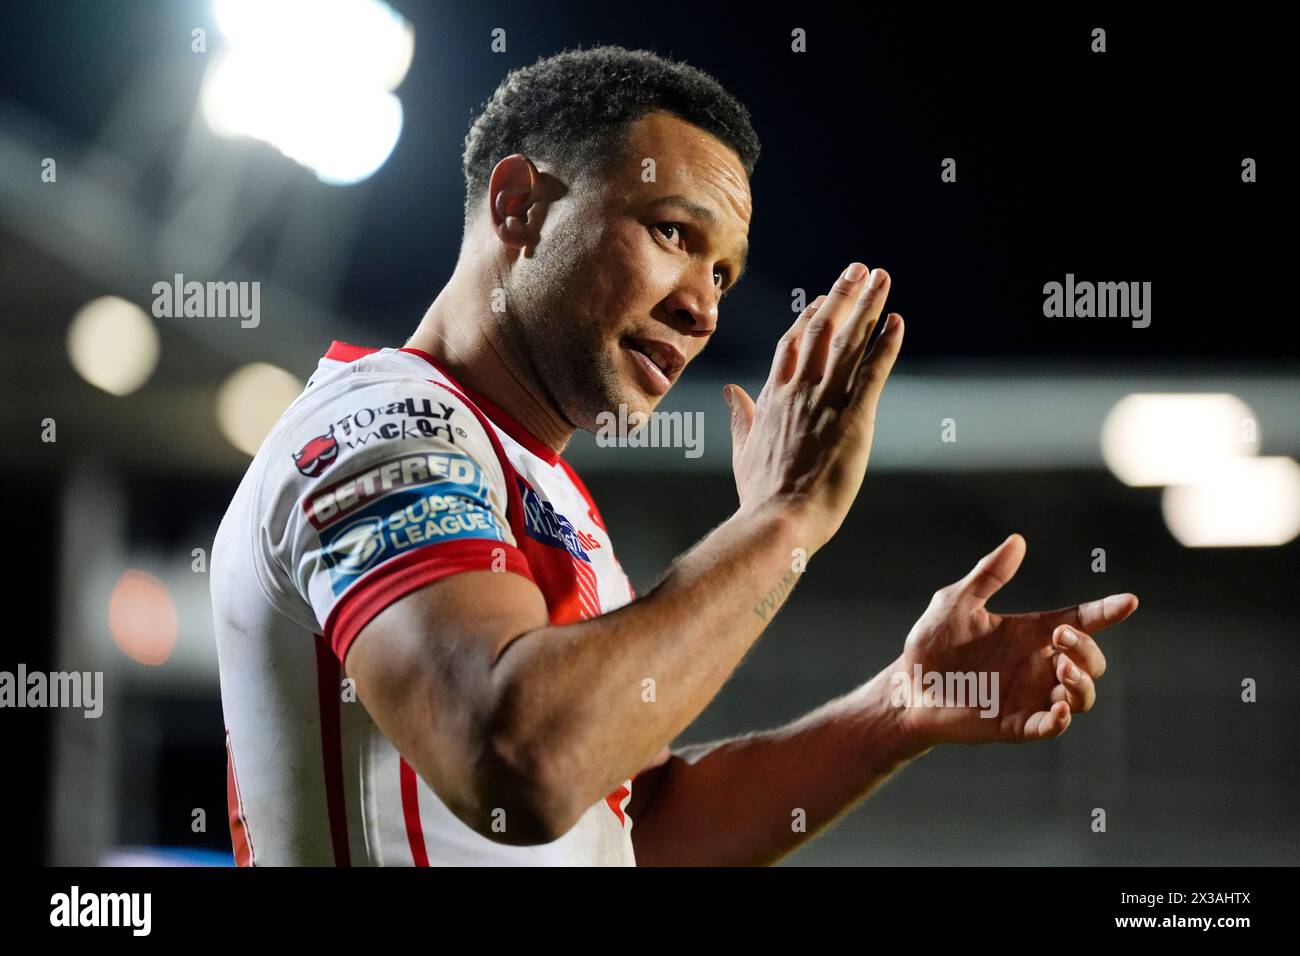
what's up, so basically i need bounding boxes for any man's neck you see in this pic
[404,269,576,456]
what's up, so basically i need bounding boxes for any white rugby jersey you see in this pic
[211,341,639,866]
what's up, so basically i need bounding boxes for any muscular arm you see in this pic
[346,263,902,847]
[628,662,932,866]
[626,536,1142,865]
[346,500,808,845]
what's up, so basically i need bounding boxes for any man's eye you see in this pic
[655,222,682,244]
[655,223,729,292]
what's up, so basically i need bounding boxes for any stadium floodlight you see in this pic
[203,0,414,184]
[216,362,303,456]
[109,570,179,666]
[1100,392,1258,488]
[67,296,160,396]
[1162,457,1300,547]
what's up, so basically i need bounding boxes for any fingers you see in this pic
[1052,624,1106,679]
[958,533,1027,604]
[769,294,827,386]
[1049,623,1105,713]
[794,262,873,384]
[1025,615,1125,741]
[769,261,897,402]
[822,268,892,396]
[1048,592,1140,636]
[724,383,757,472]
[1024,700,1071,740]
[1051,646,1097,711]
[1079,593,1139,633]
[845,312,904,419]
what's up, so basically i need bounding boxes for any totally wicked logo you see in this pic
[331,397,462,449]
[291,397,464,477]
[293,426,339,477]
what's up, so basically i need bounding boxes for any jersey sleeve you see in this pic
[266,375,534,663]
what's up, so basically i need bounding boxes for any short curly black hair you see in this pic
[462,45,760,224]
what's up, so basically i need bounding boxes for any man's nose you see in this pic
[663,277,718,336]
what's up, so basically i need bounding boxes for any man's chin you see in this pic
[584,393,658,438]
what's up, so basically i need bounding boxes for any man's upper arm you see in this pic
[280,376,529,658]
[273,375,552,830]
[343,568,549,828]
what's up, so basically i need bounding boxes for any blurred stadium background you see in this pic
[1,1,1295,866]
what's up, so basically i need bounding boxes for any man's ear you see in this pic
[487,153,544,252]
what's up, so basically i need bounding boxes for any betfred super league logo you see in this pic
[293,425,339,477]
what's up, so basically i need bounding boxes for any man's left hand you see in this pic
[887,534,1139,747]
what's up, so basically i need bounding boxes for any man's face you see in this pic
[506,110,752,434]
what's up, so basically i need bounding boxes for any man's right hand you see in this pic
[346,265,902,847]
[725,263,903,556]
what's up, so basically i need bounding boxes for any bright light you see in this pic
[216,363,303,456]
[215,0,414,90]
[1101,393,1258,487]
[204,0,413,184]
[203,53,404,185]
[109,570,178,666]
[66,296,160,396]
[1162,457,1300,547]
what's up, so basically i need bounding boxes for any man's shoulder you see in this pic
[237,350,510,559]
[219,348,520,630]
[268,351,499,485]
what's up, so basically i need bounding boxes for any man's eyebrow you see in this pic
[653,193,748,282]
[654,193,716,223]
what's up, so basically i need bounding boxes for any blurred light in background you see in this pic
[203,0,414,185]
[101,847,234,867]
[109,570,179,666]
[1162,457,1300,547]
[1101,393,1258,487]
[216,362,303,455]
[66,296,160,396]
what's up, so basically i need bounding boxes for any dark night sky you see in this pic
[0,1,1287,373]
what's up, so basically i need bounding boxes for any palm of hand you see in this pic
[891,535,1139,747]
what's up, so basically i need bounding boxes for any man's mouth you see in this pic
[620,335,685,397]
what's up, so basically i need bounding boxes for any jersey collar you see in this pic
[323,340,562,466]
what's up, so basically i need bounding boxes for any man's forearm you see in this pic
[490,501,809,821]
[630,660,933,866]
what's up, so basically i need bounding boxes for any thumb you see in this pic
[957,533,1027,604]
[724,384,756,451]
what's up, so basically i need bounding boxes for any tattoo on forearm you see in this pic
[753,566,801,621]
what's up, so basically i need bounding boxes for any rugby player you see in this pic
[211,45,1138,866]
